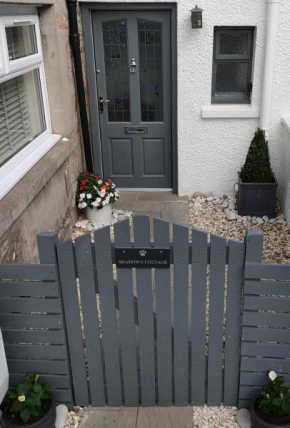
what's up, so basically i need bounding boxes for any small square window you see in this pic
[212,27,255,104]
[6,25,37,60]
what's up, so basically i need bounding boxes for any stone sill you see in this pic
[0,0,53,5]
[202,105,260,119]
[0,137,78,239]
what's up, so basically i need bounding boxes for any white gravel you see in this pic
[189,193,290,264]
[192,405,239,428]
[73,209,133,241]
[65,408,83,428]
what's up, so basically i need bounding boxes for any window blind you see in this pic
[0,75,31,165]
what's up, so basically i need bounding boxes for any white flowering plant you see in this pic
[258,371,290,415]
[76,171,119,211]
[5,373,51,423]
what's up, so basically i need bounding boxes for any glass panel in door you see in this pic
[102,19,130,122]
[138,19,163,122]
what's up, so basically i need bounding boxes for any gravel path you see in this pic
[189,194,290,264]
[192,406,239,428]
[65,408,83,428]
[65,405,239,428]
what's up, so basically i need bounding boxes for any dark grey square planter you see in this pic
[238,173,278,218]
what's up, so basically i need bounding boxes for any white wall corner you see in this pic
[282,115,290,133]
[280,116,290,225]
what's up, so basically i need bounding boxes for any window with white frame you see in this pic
[0,13,60,200]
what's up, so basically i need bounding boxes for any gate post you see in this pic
[244,229,263,264]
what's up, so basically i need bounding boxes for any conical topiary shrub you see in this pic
[240,128,275,183]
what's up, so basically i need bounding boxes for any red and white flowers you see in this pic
[76,171,119,210]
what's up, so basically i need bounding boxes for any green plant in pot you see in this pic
[251,371,290,428]
[1,374,56,428]
[238,128,278,218]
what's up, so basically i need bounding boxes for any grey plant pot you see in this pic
[1,397,56,428]
[251,399,290,428]
[238,173,278,218]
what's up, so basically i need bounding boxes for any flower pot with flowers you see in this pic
[76,171,120,223]
[251,371,290,428]
[1,373,56,428]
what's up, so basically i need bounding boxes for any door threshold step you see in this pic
[118,188,173,192]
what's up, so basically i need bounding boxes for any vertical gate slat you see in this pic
[94,226,122,405]
[75,234,105,406]
[207,234,227,406]
[114,220,139,406]
[134,215,155,406]
[154,218,172,405]
[56,240,89,406]
[224,240,245,405]
[173,224,189,405]
[238,230,263,409]
[191,229,208,405]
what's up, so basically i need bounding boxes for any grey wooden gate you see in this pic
[55,215,247,407]
[1,217,290,409]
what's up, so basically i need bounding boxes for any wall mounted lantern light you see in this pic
[191,5,203,29]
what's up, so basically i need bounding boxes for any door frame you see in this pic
[81,3,178,194]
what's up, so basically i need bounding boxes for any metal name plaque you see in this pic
[124,126,148,135]
[115,248,170,268]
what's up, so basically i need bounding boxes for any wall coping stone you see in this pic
[0,137,78,239]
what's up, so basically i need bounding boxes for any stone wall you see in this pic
[0,0,85,263]
[0,141,82,263]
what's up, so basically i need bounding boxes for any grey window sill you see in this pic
[0,137,78,239]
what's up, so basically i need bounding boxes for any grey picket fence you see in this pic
[239,258,290,408]
[1,216,290,409]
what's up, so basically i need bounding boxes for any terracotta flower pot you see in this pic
[251,398,290,428]
[1,397,56,428]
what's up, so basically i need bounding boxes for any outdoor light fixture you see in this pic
[191,5,203,29]
[130,57,137,74]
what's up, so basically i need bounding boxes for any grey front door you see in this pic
[92,11,172,188]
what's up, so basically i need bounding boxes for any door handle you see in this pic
[99,96,110,113]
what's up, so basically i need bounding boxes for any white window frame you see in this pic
[0,12,60,200]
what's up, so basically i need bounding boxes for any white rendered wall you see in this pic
[280,117,290,225]
[80,0,290,196]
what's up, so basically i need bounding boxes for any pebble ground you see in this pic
[189,194,290,264]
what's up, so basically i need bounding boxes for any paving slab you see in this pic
[136,407,192,428]
[161,201,189,226]
[133,200,162,213]
[114,192,137,211]
[79,408,138,428]
[136,191,188,202]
